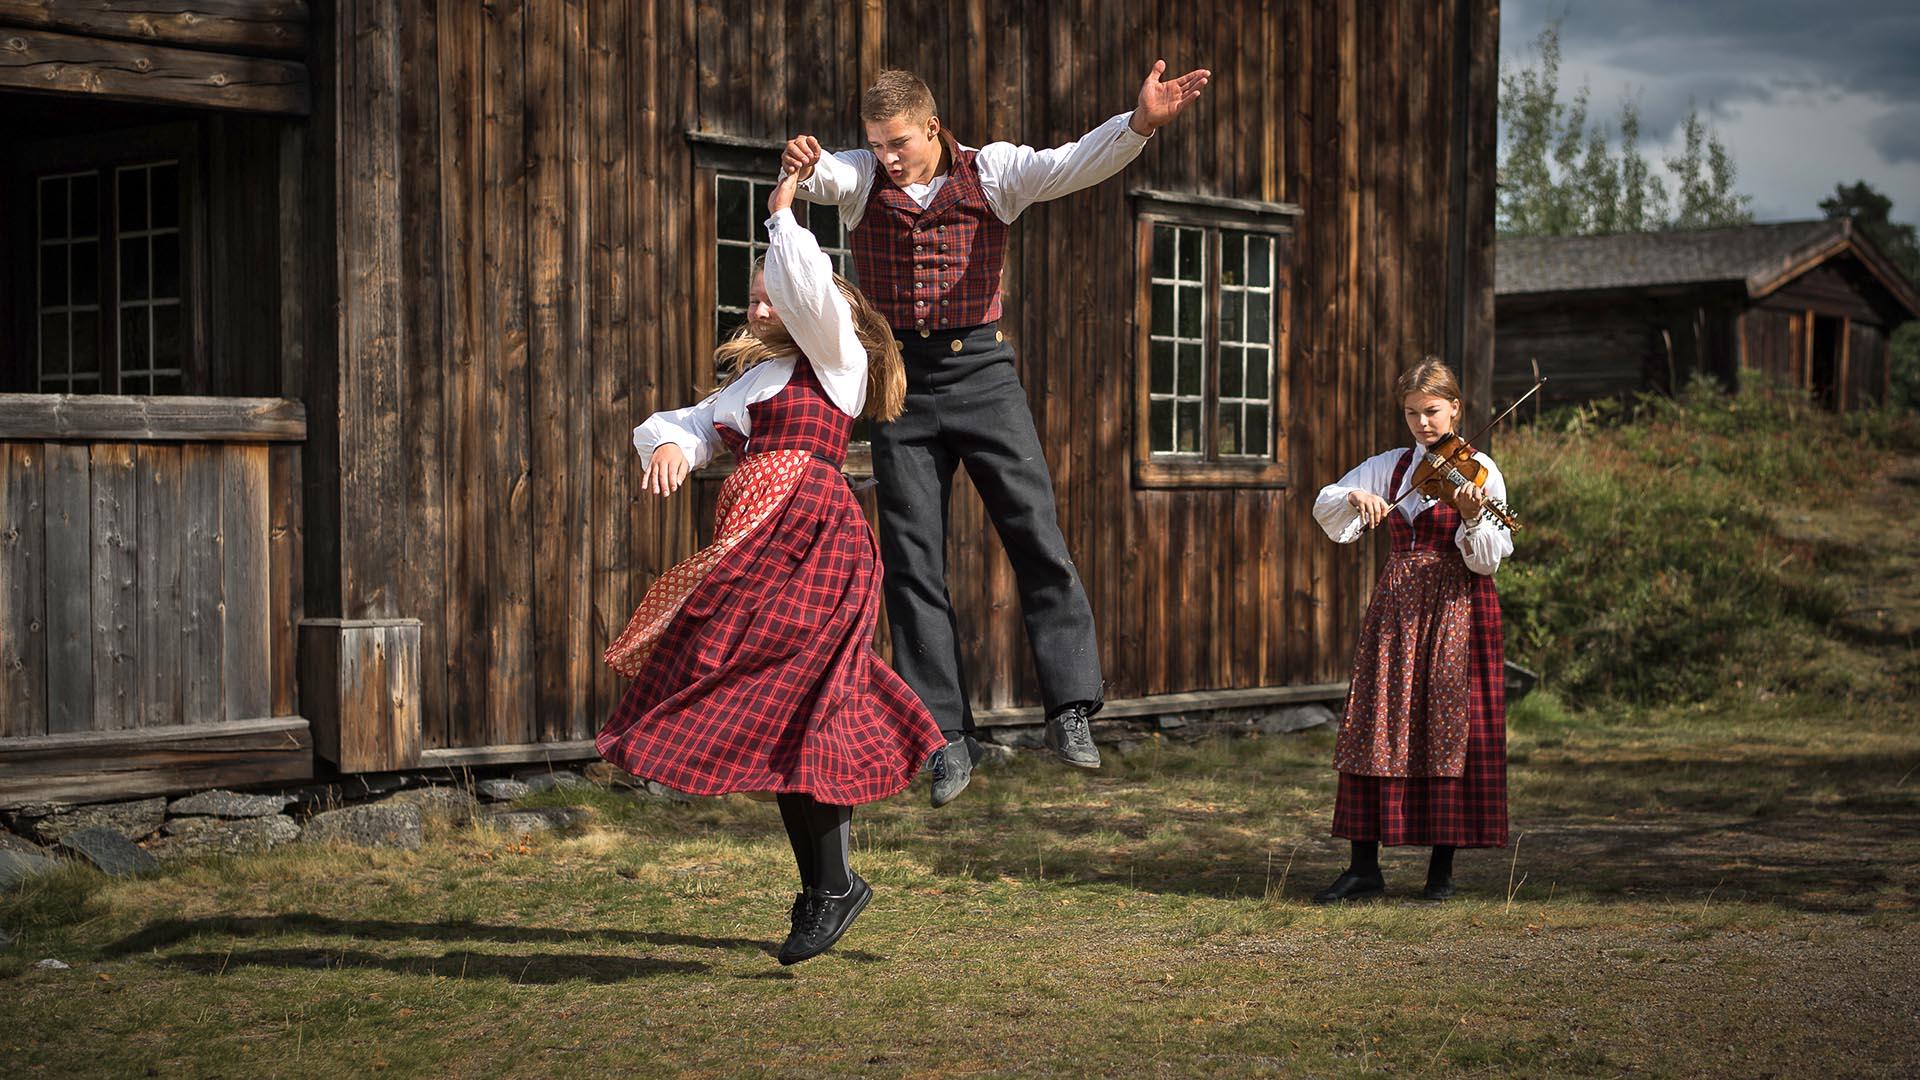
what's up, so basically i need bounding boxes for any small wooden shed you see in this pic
[0,0,1501,807]
[1494,220,1920,410]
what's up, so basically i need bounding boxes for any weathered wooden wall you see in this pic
[1494,289,1743,406]
[349,0,1497,754]
[0,398,303,739]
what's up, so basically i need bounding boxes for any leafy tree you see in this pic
[1498,21,1746,237]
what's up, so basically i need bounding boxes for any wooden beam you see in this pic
[0,715,311,807]
[418,740,599,769]
[300,618,422,773]
[0,395,306,441]
[0,25,308,114]
[0,1,308,57]
[974,682,1349,727]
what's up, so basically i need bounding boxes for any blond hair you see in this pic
[861,69,938,124]
[1395,356,1464,411]
[713,265,907,423]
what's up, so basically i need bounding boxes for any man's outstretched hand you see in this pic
[1130,60,1210,135]
[781,135,823,183]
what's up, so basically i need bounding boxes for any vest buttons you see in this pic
[950,338,964,353]
[995,330,1005,343]
[919,328,931,338]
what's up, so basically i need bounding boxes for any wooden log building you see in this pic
[1495,220,1920,410]
[0,0,1500,806]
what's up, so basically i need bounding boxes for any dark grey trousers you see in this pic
[871,323,1103,738]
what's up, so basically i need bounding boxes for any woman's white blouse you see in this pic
[630,207,866,468]
[1312,447,1513,576]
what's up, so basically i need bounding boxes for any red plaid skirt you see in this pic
[597,458,943,805]
[1332,451,1509,848]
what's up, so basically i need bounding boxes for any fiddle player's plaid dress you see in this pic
[1331,449,1509,848]
[599,359,943,806]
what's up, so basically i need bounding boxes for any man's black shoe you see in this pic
[1420,880,1457,902]
[777,874,872,966]
[1044,704,1101,769]
[1312,871,1386,904]
[928,735,981,808]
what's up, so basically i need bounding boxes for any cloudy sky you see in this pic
[1500,1,1920,224]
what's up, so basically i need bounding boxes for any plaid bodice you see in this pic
[714,357,856,466]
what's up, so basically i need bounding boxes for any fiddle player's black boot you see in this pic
[1314,841,1385,903]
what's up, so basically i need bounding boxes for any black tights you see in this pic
[776,793,852,895]
[1349,841,1455,884]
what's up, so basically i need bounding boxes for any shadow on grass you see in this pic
[104,915,885,974]
[154,948,710,984]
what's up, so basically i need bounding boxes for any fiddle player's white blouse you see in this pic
[1313,448,1513,576]
[630,207,864,468]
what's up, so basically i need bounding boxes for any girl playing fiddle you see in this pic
[1310,358,1513,902]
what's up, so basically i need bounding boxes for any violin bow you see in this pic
[1380,377,1549,517]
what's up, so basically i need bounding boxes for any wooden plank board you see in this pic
[88,443,138,730]
[180,442,224,725]
[0,1,309,56]
[221,444,271,721]
[0,25,309,114]
[526,0,570,744]
[135,443,185,728]
[268,445,302,718]
[0,395,306,441]
[0,717,312,808]
[0,443,46,736]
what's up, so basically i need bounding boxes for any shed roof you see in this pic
[1495,219,1920,318]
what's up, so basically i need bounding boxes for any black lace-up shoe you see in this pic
[777,874,872,966]
[928,735,981,808]
[1044,704,1101,769]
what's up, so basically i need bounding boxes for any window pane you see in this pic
[1177,227,1201,280]
[40,244,68,307]
[716,310,745,343]
[121,307,150,373]
[150,373,183,396]
[1245,405,1270,456]
[1151,284,1174,337]
[752,183,774,243]
[40,314,70,378]
[809,203,841,248]
[1152,224,1175,278]
[1221,231,1243,286]
[1248,292,1270,343]
[150,163,180,229]
[1177,342,1203,396]
[118,167,148,232]
[40,177,69,241]
[1220,345,1243,397]
[1176,401,1202,453]
[1149,399,1173,453]
[1177,285,1202,338]
[718,177,748,240]
[1221,290,1242,341]
[71,174,99,237]
[71,240,99,307]
[1217,406,1243,456]
[152,232,181,300]
[71,313,100,374]
[1249,235,1272,287]
[1150,340,1174,394]
[1247,347,1269,398]
[120,236,149,301]
[153,304,182,368]
[718,243,749,309]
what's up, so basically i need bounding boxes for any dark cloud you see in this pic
[1870,109,1920,164]
[1503,1,1920,139]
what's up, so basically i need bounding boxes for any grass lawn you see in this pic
[4,406,1915,1077]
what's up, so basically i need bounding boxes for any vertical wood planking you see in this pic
[181,443,224,724]
[43,444,93,732]
[135,444,185,728]
[527,0,570,742]
[1,444,47,736]
[562,0,595,739]
[588,0,633,726]
[268,446,303,718]
[222,445,272,721]
[89,443,138,730]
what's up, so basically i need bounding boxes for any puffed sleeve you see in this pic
[763,206,868,417]
[632,389,727,470]
[1455,454,1513,575]
[1314,451,1403,544]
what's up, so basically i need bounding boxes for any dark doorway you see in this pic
[1809,314,1842,410]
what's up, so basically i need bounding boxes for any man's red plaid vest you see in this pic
[851,144,1011,333]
